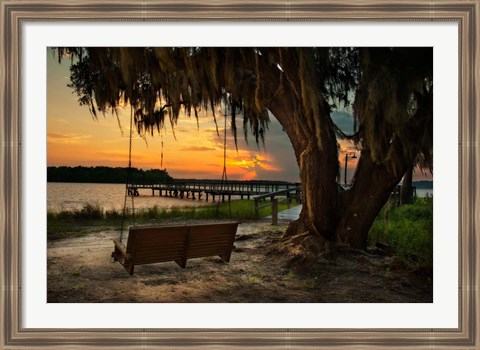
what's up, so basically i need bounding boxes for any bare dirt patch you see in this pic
[47,219,432,303]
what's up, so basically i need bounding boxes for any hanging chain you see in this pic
[216,110,231,217]
[222,112,228,186]
[120,107,135,243]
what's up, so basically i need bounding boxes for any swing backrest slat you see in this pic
[185,222,238,261]
[127,224,187,265]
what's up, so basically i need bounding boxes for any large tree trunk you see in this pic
[294,137,339,241]
[400,167,414,205]
[335,151,406,249]
[267,91,339,248]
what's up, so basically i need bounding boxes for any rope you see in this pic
[216,109,232,217]
[222,111,228,184]
[119,107,135,243]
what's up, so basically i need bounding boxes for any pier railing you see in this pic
[253,186,302,224]
[127,180,300,203]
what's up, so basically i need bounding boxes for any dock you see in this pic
[127,180,301,202]
[272,205,302,221]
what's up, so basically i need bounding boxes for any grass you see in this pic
[47,199,299,241]
[48,197,433,264]
[368,197,433,262]
[46,220,92,241]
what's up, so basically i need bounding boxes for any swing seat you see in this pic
[112,222,239,275]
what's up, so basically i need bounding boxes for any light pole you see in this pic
[344,152,357,186]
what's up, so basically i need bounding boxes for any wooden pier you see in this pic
[126,180,300,202]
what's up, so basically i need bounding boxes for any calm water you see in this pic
[47,182,433,212]
[416,188,433,198]
[47,182,213,212]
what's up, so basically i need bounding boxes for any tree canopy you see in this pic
[58,47,432,172]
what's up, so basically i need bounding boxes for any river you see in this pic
[47,182,433,213]
[47,182,213,212]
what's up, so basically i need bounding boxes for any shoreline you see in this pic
[47,182,433,213]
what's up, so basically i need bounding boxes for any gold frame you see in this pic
[1,0,478,348]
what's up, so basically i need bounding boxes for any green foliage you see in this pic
[354,48,433,174]
[48,203,103,221]
[75,203,104,220]
[47,219,92,241]
[105,209,122,220]
[368,197,433,262]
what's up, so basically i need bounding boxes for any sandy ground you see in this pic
[47,219,432,303]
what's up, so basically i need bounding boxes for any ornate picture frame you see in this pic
[1,0,478,348]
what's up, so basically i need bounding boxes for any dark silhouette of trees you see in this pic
[56,47,432,255]
[47,166,172,184]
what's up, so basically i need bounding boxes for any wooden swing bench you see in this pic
[112,222,239,275]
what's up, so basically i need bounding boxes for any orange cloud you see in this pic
[227,153,280,173]
[241,171,257,181]
[257,161,280,172]
[47,132,92,144]
[181,146,217,152]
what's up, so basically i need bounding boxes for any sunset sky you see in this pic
[47,48,431,182]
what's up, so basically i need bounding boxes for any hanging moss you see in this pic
[57,47,432,174]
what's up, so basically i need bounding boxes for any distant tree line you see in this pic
[47,166,173,184]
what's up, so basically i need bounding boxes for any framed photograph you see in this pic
[1,0,478,348]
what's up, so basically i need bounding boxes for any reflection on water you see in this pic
[48,182,433,213]
[416,189,433,198]
[47,182,212,212]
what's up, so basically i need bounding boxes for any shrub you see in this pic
[368,197,433,262]
[73,203,104,220]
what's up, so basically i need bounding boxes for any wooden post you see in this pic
[271,198,278,225]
